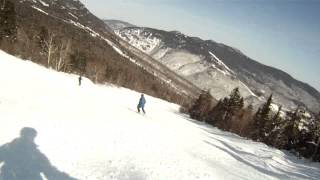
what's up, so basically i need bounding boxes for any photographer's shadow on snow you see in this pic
[0,127,77,180]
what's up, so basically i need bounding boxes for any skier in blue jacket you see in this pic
[137,94,146,114]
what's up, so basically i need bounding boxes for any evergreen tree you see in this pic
[189,90,214,121]
[207,88,244,130]
[251,94,273,141]
[223,88,244,129]
[206,99,224,125]
[272,106,282,124]
[227,88,244,115]
[265,105,283,146]
[233,104,253,136]
[282,107,303,150]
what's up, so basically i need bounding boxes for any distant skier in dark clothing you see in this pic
[78,76,82,86]
[137,94,146,114]
[0,127,77,180]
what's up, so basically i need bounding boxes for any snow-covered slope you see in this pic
[1,51,319,180]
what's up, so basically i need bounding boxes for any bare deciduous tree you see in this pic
[42,32,58,68]
[53,39,71,71]
[93,65,104,83]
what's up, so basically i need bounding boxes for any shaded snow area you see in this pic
[0,50,319,180]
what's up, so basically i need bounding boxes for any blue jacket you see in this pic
[138,96,146,107]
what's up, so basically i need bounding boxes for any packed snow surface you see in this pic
[0,50,319,180]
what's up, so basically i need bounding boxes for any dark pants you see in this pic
[137,105,145,113]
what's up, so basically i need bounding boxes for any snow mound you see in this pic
[0,50,319,180]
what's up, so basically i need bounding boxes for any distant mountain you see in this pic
[104,19,136,31]
[106,20,320,112]
[0,0,201,105]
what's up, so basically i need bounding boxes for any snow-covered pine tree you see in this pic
[282,107,304,150]
[223,88,244,130]
[266,106,283,145]
[251,94,273,141]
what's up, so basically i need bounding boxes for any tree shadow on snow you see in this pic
[0,127,77,180]
[203,128,320,178]
[204,139,318,180]
[174,111,320,179]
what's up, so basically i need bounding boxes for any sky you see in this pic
[80,0,320,91]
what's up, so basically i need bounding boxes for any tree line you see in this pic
[184,88,320,161]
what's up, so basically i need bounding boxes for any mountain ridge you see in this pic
[105,20,320,112]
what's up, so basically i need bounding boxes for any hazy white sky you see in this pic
[80,0,320,91]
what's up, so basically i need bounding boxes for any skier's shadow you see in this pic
[0,127,77,180]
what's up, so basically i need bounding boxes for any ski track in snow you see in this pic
[0,50,320,180]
